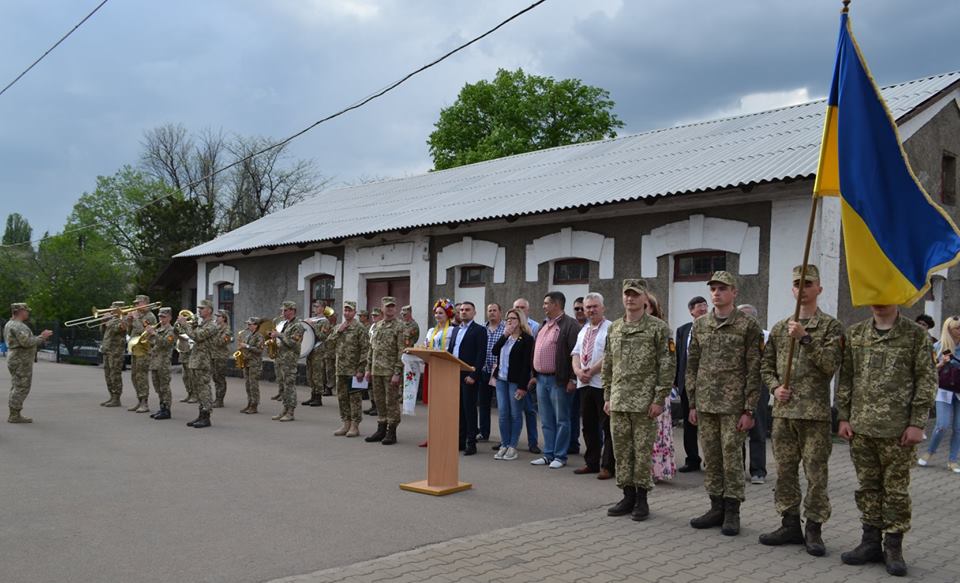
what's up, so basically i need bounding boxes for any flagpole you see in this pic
[781,196,822,394]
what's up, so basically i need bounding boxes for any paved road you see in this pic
[2,361,956,583]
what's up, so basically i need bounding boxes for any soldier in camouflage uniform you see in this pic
[602,280,676,522]
[211,310,233,408]
[270,300,304,422]
[126,295,158,413]
[5,302,53,423]
[328,300,369,436]
[686,271,764,536]
[837,304,936,577]
[364,307,384,416]
[239,317,264,414]
[303,302,330,407]
[400,305,420,350]
[758,265,843,556]
[364,297,405,444]
[323,308,338,396]
[176,326,198,404]
[100,301,129,407]
[147,307,177,420]
[180,299,219,428]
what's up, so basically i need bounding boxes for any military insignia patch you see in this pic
[668,339,676,353]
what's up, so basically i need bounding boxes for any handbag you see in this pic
[938,359,960,393]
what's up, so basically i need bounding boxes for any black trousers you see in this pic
[581,386,615,471]
[459,373,479,448]
[744,386,770,477]
[476,370,493,439]
[679,388,701,467]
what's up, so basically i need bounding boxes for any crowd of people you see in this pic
[4,262,950,578]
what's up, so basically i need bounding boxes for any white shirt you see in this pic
[571,318,612,388]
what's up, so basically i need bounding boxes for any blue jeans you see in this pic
[537,374,575,462]
[927,394,960,462]
[495,379,524,448]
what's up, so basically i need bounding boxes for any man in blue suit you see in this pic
[448,301,488,456]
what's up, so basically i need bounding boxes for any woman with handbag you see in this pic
[918,316,960,473]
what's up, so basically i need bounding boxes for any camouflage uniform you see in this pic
[184,314,220,411]
[602,312,676,491]
[761,307,843,523]
[149,322,177,408]
[128,307,158,403]
[212,322,233,404]
[686,305,764,502]
[837,315,937,533]
[323,319,337,393]
[328,316,369,423]
[176,334,196,402]
[402,318,420,350]
[239,328,264,407]
[275,316,304,411]
[101,310,128,401]
[5,315,46,412]
[366,317,405,426]
[306,318,331,399]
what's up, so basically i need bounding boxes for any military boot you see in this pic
[607,487,636,517]
[690,495,724,529]
[271,407,289,421]
[270,392,281,401]
[381,424,397,445]
[186,408,203,427]
[322,386,333,397]
[134,398,150,413]
[178,395,191,403]
[150,407,161,419]
[127,400,141,411]
[301,391,318,406]
[240,402,251,414]
[247,403,258,414]
[310,394,323,407]
[804,521,826,557]
[278,408,295,422]
[334,420,350,436]
[192,409,211,428]
[883,532,907,576]
[212,398,224,408]
[8,407,33,423]
[632,487,650,522]
[186,394,199,404]
[841,524,884,565]
[346,421,360,437]
[102,395,122,407]
[365,422,387,442]
[153,405,171,420]
[720,498,741,536]
[759,513,804,546]
[365,404,379,416]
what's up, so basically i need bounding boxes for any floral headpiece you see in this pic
[433,298,455,320]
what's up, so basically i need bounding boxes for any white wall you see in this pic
[341,236,431,329]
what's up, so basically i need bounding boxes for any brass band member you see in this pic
[127,294,158,413]
[212,310,233,408]
[147,307,177,420]
[239,317,265,414]
[100,301,128,407]
[304,301,330,407]
[179,299,218,428]
[270,301,304,422]
[5,302,53,423]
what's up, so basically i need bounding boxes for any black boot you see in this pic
[302,391,318,406]
[365,422,387,442]
[690,495,724,529]
[720,498,740,536]
[632,487,650,521]
[804,520,826,557]
[186,408,203,427]
[607,487,636,517]
[883,532,907,577]
[841,524,884,565]
[381,424,397,445]
[310,393,323,407]
[365,404,379,416]
[322,387,333,397]
[192,409,211,428]
[149,408,161,419]
[153,405,171,420]
[759,513,804,546]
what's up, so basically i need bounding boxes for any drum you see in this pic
[299,322,316,360]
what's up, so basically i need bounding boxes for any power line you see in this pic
[2,0,549,249]
[0,0,111,99]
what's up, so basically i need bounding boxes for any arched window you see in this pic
[217,282,235,328]
[311,275,335,307]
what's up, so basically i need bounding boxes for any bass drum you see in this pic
[299,321,316,360]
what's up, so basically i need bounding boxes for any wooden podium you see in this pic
[400,348,474,496]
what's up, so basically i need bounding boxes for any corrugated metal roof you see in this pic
[177,70,960,258]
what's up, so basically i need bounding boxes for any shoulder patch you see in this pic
[668,338,676,353]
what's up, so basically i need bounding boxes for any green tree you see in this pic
[0,213,34,314]
[427,68,624,170]
[2,212,33,245]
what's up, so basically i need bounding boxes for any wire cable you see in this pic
[3,0,548,249]
[0,0,111,99]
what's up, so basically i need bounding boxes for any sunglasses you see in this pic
[573,307,584,312]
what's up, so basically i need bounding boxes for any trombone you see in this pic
[64,302,161,328]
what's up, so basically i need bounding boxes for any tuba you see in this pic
[128,328,152,357]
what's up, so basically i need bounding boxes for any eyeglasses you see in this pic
[573,306,584,312]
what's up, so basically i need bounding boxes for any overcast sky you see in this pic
[2,0,958,241]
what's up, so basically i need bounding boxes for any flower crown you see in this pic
[433,298,455,319]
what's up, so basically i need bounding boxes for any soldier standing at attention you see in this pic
[211,310,233,408]
[758,265,843,556]
[5,302,52,423]
[147,308,177,420]
[179,299,218,428]
[177,324,198,404]
[365,297,405,445]
[328,301,368,437]
[837,304,936,577]
[365,307,385,416]
[269,301,304,422]
[127,295,158,413]
[400,305,420,349]
[100,301,128,407]
[603,280,676,521]
[303,302,328,407]
[687,271,764,536]
[239,317,264,414]
[323,308,338,397]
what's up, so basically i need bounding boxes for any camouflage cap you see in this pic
[10,302,29,312]
[135,294,150,304]
[622,278,648,294]
[707,270,738,288]
[198,299,214,309]
[358,309,369,317]
[245,316,260,325]
[400,304,412,314]
[281,300,297,310]
[343,300,357,311]
[158,307,172,317]
[215,309,229,319]
[371,307,383,316]
[111,300,126,309]
[792,264,821,283]
[381,296,397,307]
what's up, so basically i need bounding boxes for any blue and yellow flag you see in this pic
[814,12,960,306]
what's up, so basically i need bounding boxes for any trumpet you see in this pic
[128,328,152,357]
[65,302,161,327]
[174,309,196,334]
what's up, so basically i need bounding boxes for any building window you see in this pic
[942,152,957,206]
[674,251,726,282]
[459,265,486,287]
[217,283,234,328]
[311,275,335,308]
[553,259,590,285]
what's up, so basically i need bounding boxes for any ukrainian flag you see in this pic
[814,12,960,306]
